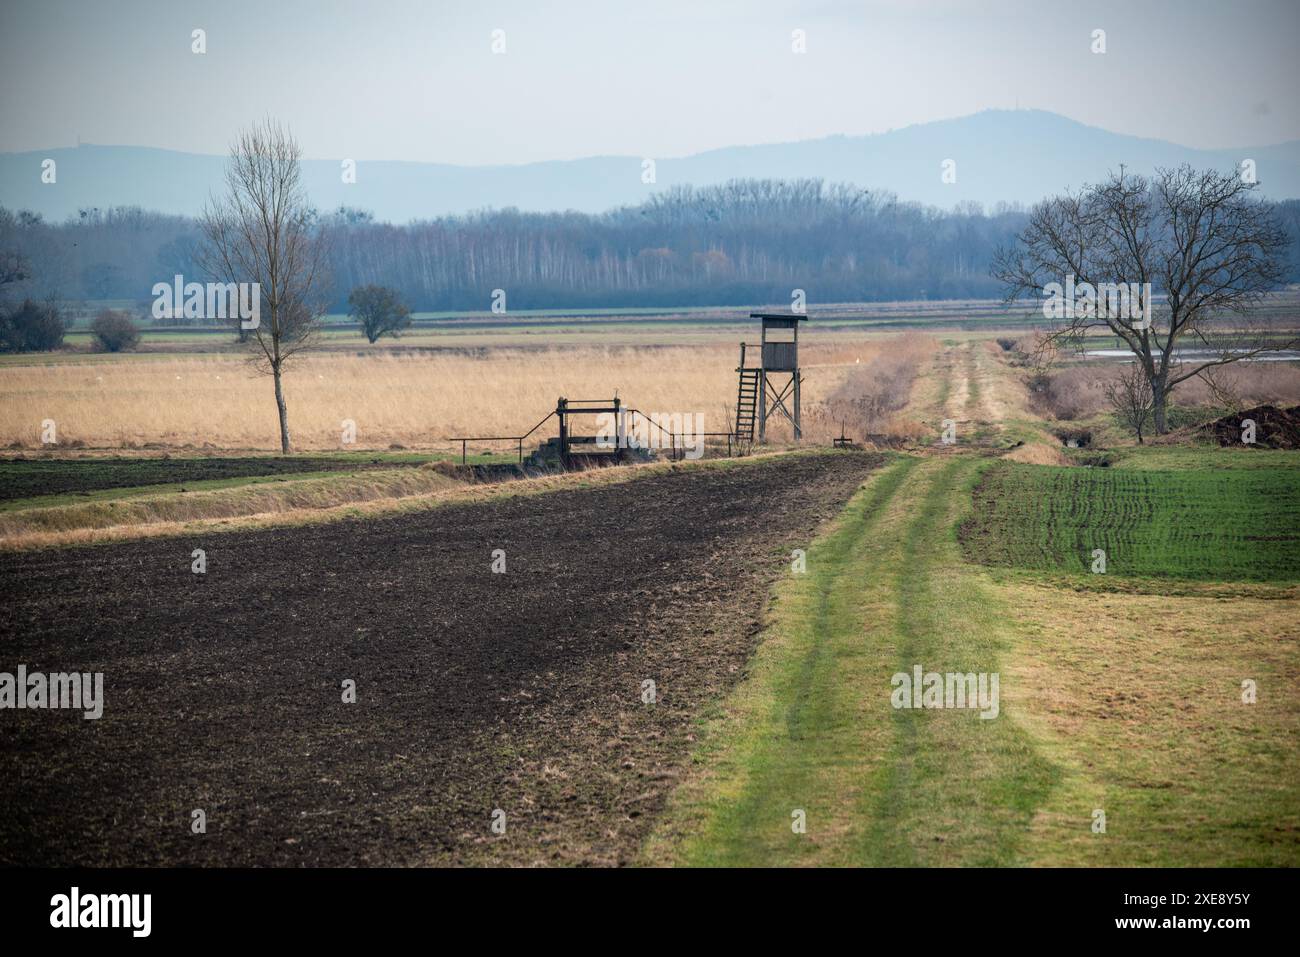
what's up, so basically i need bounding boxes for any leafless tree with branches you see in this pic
[993,165,1292,434]
[1103,362,1156,444]
[1195,364,1244,413]
[198,119,329,453]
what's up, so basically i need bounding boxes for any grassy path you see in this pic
[644,454,1058,865]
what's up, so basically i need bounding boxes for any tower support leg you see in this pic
[793,371,801,441]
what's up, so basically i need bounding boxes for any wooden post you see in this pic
[758,324,768,443]
[793,321,800,442]
[557,397,568,469]
[794,373,802,441]
[613,396,623,463]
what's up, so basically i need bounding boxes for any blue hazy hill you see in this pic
[3,110,1296,223]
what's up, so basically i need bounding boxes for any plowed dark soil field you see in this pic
[0,451,881,866]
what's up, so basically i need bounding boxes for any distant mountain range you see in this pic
[2,110,1298,223]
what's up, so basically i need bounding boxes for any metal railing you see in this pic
[626,409,741,460]
[447,409,556,466]
[449,406,745,466]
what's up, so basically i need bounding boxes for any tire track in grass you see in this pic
[856,457,1057,865]
[645,457,917,866]
[855,460,942,865]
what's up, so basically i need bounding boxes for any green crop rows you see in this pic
[961,460,1300,582]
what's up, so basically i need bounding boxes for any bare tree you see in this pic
[198,120,329,453]
[993,165,1291,434]
[1103,363,1155,444]
[1196,365,1243,413]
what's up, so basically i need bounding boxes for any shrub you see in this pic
[91,309,141,352]
[347,285,412,343]
[0,299,66,353]
[824,332,934,435]
[1028,365,1109,421]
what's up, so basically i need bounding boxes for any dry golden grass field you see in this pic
[0,334,936,452]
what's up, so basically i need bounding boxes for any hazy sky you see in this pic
[2,0,1297,163]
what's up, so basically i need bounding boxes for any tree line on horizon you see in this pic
[9,179,1296,315]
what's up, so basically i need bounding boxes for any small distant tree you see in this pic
[0,299,66,353]
[348,284,411,343]
[328,206,376,226]
[91,309,141,352]
[0,250,30,291]
[1104,363,1155,444]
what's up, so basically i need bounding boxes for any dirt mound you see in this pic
[1198,405,1300,449]
[1004,442,1071,466]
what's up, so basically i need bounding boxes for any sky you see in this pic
[1,0,1297,164]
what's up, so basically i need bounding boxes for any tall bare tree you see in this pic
[993,165,1291,434]
[198,120,328,453]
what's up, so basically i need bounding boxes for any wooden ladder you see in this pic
[735,363,759,442]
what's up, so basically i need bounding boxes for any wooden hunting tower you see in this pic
[735,312,806,443]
